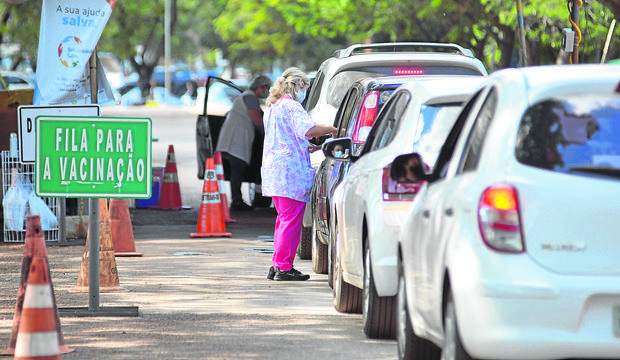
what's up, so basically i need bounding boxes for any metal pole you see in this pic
[572,0,580,64]
[601,19,616,64]
[164,0,171,102]
[88,51,100,311]
[516,0,528,67]
[58,198,66,245]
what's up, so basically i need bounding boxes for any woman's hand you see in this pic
[308,144,322,153]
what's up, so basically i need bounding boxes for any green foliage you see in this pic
[3,0,620,78]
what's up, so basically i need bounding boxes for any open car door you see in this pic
[195,76,243,180]
[195,76,271,207]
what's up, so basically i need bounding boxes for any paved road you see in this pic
[0,104,397,359]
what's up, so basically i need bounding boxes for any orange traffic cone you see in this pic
[71,199,128,293]
[109,198,143,257]
[2,216,73,356]
[158,145,184,210]
[13,256,61,360]
[190,158,232,238]
[213,151,235,223]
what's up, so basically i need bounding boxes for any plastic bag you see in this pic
[28,192,58,230]
[2,174,28,231]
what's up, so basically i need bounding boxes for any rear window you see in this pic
[516,96,620,179]
[327,65,482,109]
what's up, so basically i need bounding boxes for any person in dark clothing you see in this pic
[216,75,272,211]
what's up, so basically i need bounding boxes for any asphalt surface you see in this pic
[1,206,397,359]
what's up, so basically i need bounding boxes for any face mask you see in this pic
[334,151,343,158]
[298,89,306,103]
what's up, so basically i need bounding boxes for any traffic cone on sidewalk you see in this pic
[13,256,61,360]
[109,198,143,257]
[213,151,235,223]
[158,145,185,210]
[190,158,232,238]
[2,216,73,356]
[71,199,128,293]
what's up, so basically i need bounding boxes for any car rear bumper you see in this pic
[450,247,620,359]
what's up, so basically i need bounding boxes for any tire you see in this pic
[297,226,312,260]
[333,227,362,313]
[312,219,328,274]
[397,261,440,360]
[442,291,473,360]
[363,244,397,339]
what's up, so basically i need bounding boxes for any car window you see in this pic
[413,103,465,169]
[430,89,484,181]
[327,70,384,108]
[362,91,411,154]
[458,88,498,173]
[515,96,620,179]
[206,79,243,116]
[337,87,359,131]
[305,70,325,112]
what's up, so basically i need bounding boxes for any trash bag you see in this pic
[28,192,57,230]
[2,174,28,231]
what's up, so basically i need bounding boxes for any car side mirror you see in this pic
[322,137,353,161]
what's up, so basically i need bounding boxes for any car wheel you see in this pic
[363,244,396,339]
[333,227,362,313]
[442,291,472,360]
[312,219,328,274]
[397,261,440,360]
[297,226,312,260]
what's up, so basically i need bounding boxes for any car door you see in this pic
[340,91,411,282]
[195,76,243,180]
[410,88,490,331]
[316,87,359,236]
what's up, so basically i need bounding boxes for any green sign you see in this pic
[35,116,152,198]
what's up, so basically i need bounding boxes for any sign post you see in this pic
[36,113,151,317]
[35,116,152,198]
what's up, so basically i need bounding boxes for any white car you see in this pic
[326,76,485,339]
[396,64,620,360]
[297,42,488,260]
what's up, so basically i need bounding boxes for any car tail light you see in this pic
[394,68,424,75]
[382,166,422,201]
[352,92,379,144]
[478,184,524,253]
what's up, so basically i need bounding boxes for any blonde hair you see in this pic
[266,67,310,106]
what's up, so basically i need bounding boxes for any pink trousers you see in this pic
[272,196,306,271]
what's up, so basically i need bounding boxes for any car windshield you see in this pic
[412,104,464,169]
[516,96,620,179]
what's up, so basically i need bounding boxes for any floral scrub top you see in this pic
[261,97,316,202]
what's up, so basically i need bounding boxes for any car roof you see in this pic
[332,42,476,59]
[489,64,620,99]
[318,52,487,76]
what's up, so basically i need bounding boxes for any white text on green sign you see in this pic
[35,116,152,198]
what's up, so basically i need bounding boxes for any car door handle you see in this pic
[444,208,453,216]
[423,210,430,218]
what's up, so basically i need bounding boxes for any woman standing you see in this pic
[262,67,336,281]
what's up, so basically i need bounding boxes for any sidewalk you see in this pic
[0,207,397,359]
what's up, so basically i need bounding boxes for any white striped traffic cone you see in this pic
[13,256,61,360]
